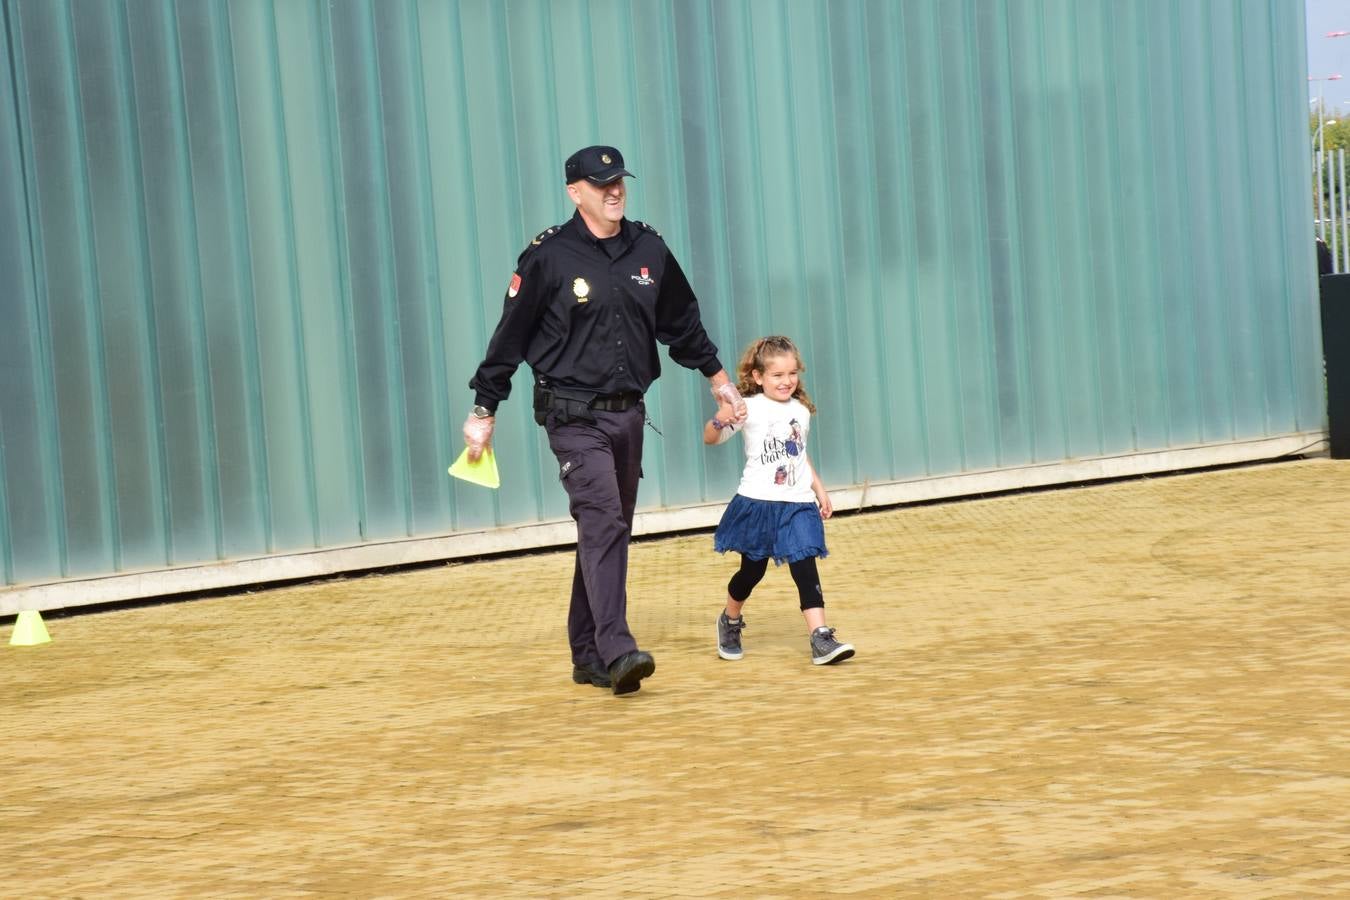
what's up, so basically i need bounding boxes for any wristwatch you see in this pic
[471,405,494,419]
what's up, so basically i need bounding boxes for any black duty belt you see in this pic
[588,391,643,411]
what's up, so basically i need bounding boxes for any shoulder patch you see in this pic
[632,220,662,238]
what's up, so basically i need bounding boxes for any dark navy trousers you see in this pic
[544,406,645,669]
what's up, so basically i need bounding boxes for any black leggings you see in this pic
[727,554,824,610]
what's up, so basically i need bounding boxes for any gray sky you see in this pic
[1308,0,1350,113]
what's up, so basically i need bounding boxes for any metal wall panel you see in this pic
[0,0,1323,591]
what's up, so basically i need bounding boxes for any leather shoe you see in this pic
[608,650,655,695]
[571,663,611,688]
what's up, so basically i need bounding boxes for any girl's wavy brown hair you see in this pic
[734,335,816,413]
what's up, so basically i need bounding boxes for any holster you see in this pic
[533,379,595,426]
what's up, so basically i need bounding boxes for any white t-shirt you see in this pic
[720,394,816,503]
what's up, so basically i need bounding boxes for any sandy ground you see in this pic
[4,457,1349,897]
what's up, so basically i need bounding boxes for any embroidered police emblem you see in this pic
[508,273,521,298]
[573,277,590,301]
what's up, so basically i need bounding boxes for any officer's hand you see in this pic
[462,413,495,462]
[713,382,748,423]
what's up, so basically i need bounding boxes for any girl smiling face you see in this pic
[752,353,800,403]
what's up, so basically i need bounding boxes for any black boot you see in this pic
[571,663,612,688]
[607,650,655,695]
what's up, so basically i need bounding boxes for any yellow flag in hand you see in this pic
[448,447,500,489]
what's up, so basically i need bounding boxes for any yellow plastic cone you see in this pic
[448,447,500,489]
[9,610,51,647]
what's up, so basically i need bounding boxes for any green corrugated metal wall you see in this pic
[0,0,1323,592]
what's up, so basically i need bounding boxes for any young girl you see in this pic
[704,336,855,665]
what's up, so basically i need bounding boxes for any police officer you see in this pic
[463,145,746,696]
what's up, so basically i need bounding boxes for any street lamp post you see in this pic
[1315,118,1339,162]
[1316,118,1341,270]
[1317,31,1350,252]
[1310,74,1343,241]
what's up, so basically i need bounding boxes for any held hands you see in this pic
[711,394,736,428]
[462,412,495,462]
[712,382,748,423]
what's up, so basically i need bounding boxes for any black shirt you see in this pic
[469,211,724,410]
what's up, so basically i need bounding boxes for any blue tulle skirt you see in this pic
[713,494,828,564]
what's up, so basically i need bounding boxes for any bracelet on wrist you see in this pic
[710,417,726,431]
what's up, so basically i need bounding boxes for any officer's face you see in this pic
[568,177,627,237]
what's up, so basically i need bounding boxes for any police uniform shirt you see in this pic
[469,210,723,410]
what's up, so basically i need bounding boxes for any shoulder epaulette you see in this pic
[526,223,567,250]
[632,220,662,237]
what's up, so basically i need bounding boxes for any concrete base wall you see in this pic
[0,432,1325,616]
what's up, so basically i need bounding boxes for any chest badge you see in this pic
[573,277,590,302]
[631,266,654,286]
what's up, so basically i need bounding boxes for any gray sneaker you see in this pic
[717,612,746,660]
[810,626,855,665]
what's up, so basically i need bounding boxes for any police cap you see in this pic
[564,145,634,185]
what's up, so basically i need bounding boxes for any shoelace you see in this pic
[725,617,746,638]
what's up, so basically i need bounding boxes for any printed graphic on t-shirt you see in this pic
[735,396,815,503]
[758,418,804,486]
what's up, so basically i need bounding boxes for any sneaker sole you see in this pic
[812,644,855,666]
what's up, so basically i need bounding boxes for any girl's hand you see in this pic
[713,396,736,424]
[704,399,738,444]
[816,487,833,519]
